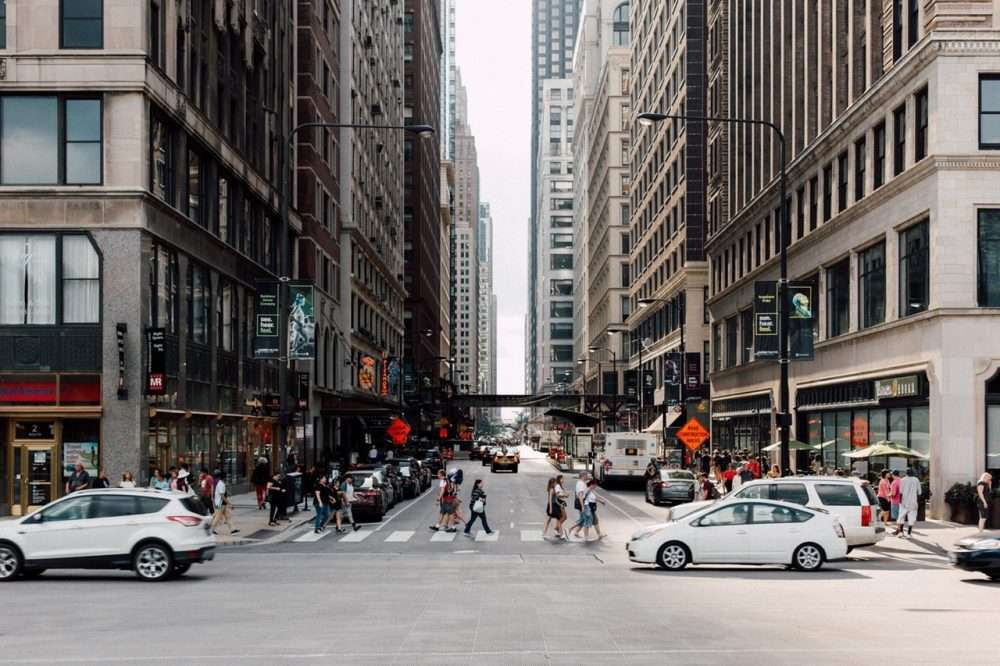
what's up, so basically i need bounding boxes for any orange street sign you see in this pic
[676,418,710,451]
[386,417,412,446]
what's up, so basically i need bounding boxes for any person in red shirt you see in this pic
[722,464,737,492]
[748,458,761,479]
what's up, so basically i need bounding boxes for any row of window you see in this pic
[0,0,105,50]
[0,234,100,325]
[0,95,102,185]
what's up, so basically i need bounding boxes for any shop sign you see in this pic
[287,282,316,360]
[15,421,55,440]
[63,441,99,478]
[254,281,280,359]
[685,353,701,389]
[146,327,166,395]
[0,376,57,404]
[358,356,376,391]
[754,281,779,359]
[875,375,920,399]
[380,357,390,397]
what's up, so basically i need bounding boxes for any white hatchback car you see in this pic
[0,488,216,582]
[628,497,848,571]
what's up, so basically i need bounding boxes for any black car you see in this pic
[417,449,444,475]
[470,443,487,460]
[645,469,697,505]
[393,458,424,498]
[347,471,389,521]
[949,533,1000,580]
[481,447,498,466]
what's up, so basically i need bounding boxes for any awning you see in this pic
[644,407,685,433]
[543,408,599,428]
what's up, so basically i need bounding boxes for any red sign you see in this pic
[676,418,710,451]
[147,373,165,395]
[380,358,390,396]
[438,427,449,439]
[0,377,57,404]
[386,417,411,445]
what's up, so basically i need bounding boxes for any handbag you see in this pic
[472,498,485,513]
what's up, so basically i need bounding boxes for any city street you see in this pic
[1,448,997,665]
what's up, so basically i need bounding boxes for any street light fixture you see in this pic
[636,109,790,474]
[278,121,435,461]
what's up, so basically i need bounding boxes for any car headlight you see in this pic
[970,539,1000,550]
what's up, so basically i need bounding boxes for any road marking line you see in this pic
[430,530,457,542]
[383,530,415,543]
[338,529,373,543]
[521,529,544,542]
[598,493,647,526]
[509,521,515,528]
[293,529,332,543]
[475,530,499,542]
[372,485,434,532]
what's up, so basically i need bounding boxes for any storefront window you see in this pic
[869,409,887,444]
[217,423,247,486]
[987,405,1000,475]
[147,420,177,479]
[822,413,837,470]
[0,235,56,324]
[851,410,870,449]
[889,408,908,447]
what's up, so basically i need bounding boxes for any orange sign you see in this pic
[676,418,710,451]
[386,417,411,446]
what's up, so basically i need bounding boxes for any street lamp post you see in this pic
[279,121,433,461]
[637,111,790,475]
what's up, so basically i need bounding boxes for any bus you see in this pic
[591,432,657,486]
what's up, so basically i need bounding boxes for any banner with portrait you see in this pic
[287,282,316,360]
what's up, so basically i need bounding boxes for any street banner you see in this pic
[754,281,779,359]
[387,358,401,397]
[358,355,376,391]
[642,369,656,405]
[254,281,280,359]
[624,370,638,406]
[296,372,309,410]
[663,352,682,386]
[145,327,166,395]
[403,359,416,395]
[789,283,815,361]
[380,356,389,396]
[287,282,316,360]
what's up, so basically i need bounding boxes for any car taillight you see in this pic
[656,481,665,488]
[167,515,202,527]
[861,505,872,527]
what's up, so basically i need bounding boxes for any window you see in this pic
[859,241,886,328]
[0,235,56,324]
[751,504,811,523]
[826,259,850,338]
[899,221,929,316]
[551,233,573,249]
[187,147,204,225]
[854,137,866,202]
[0,1,6,49]
[740,309,753,364]
[796,187,805,239]
[808,176,818,230]
[552,367,574,384]
[551,198,572,211]
[837,151,848,212]
[550,322,573,339]
[893,103,907,175]
[150,242,178,334]
[149,1,165,68]
[550,254,573,270]
[550,279,573,296]
[217,280,235,352]
[1,97,58,184]
[217,176,231,243]
[550,301,573,318]
[724,316,738,368]
[908,0,919,47]
[188,263,210,344]
[151,112,174,203]
[697,503,750,527]
[979,75,1000,149]
[551,216,573,228]
[712,322,721,371]
[92,494,139,518]
[873,123,886,189]
[774,483,810,505]
[550,345,573,362]
[914,88,928,161]
[40,496,93,522]
[892,0,903,62]
[61,0,103,49]
[62,235,100,323]
[815,484,862,506]
[612,2,630,47]
[977,209,1000,306]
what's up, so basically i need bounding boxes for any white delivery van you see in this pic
[592,432,657,485]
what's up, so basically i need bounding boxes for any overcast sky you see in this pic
[456,1,531,405]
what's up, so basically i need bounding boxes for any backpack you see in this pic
[707,483,720,500]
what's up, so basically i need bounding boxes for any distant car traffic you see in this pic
[0,488,215,582]
[646,469,697,505]
[482,447,499,466]
[949,533,1000,580]
[491,449,519,473]
[628,497,848,571]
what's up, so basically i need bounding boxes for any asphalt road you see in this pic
[1,448,997,665]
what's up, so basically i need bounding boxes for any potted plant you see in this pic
[944,482,977,524]
[991,486,1000,530]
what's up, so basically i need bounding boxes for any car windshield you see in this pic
[352,473,377,489]
[661,470,694,481]
[397,466,412,477]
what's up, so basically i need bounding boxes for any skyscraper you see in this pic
[452,74,480,395]
[528,0,583,393]
[439,0,458,162]
[478,202,499,422]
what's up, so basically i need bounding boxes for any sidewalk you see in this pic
[212,490,312,546]
[873,519,987,558]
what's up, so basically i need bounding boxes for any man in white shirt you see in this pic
[895,468,922,537]
[368,446,379,463]
[210,471,239,536]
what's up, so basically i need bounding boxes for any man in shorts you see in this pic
[430,469,451,531]
[338,474,361,532]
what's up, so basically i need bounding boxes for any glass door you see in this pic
[11,445,57,516]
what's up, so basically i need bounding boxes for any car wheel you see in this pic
[133,542,174,582]
[0,544,23,582]
[172,563,192,577]
[984,569,1000,581]
[491,465,497,473]
[656,542,690,571]
[792,543,825,571]
[512,465,518,473]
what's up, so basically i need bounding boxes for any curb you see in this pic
[216,516,312,548]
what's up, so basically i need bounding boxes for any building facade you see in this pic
[451,75,479,395]
[477,202,498,422]
[626,0,710,431]
[439,0,457,162]
[528,0,583,393]
[705,0,1000,516]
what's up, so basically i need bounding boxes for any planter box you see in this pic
[948,502,978,525]
[991,497,1000,529]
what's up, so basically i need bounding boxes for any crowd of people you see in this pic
[427,467,493,536]
[543,472,606,541]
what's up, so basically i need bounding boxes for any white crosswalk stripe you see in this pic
[430,530,457,542]
[474,530,498,542]
[338,529,374,543]
[520,529,544,542]
[293,529,332,543]
[384,530,415,543]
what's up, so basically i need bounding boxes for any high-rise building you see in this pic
[626,0,709,429]
[572,0,633,399]
[0,0,295,516]
[402,0,444,417]
[705,0,1000,517]
[452,75,480,395]
[528,0,583,393]
[477,202,498,418]
[439,0,457,162]
[535,79,577,393]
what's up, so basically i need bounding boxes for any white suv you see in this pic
[0,488,216,582]
[732,477,885,549]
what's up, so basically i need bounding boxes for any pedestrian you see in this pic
[451,466,464,490]
[543,477,561,538]
[976,472,993,533]
[149,467,170,491]
[339,474,362,532]
[430,469,451,531]
[888,470,902,523]
[576,487,595,541]
[368,444,379,463]
[644,459,658,485]
[574,472,588,516]
[198,467,214,509]
[553,474,569,538]
[738,463,753,486]
[175,467,191,494]
[699,451,711,476]
[313,475,332,534]
[441,474,461,531]
[894,469,921,537]
[302,465,317,512]
[251,457,270,510]
[330,479,346,533]
[119,471,136,488]
[766,464,781,479]
[464,479,492,536]
[168,466,179,490]
[585,479,608,539]
[266,473,285,526]
[747,457,761,479]
[65,462,91,494]
[877,470,893,524]
[723,464,737,492]
[211,470,239,536]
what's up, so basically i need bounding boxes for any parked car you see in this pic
[470,443,488,461]
[0,488,216,582]
[491,448,519,473]
[949,533,1000,580]
[646,469,697,505]
[416,449,444,475]
[349,471,389,521]
[393,459,423,499]
[627,497,848,571]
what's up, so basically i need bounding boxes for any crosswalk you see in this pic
[292,527,618,545]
